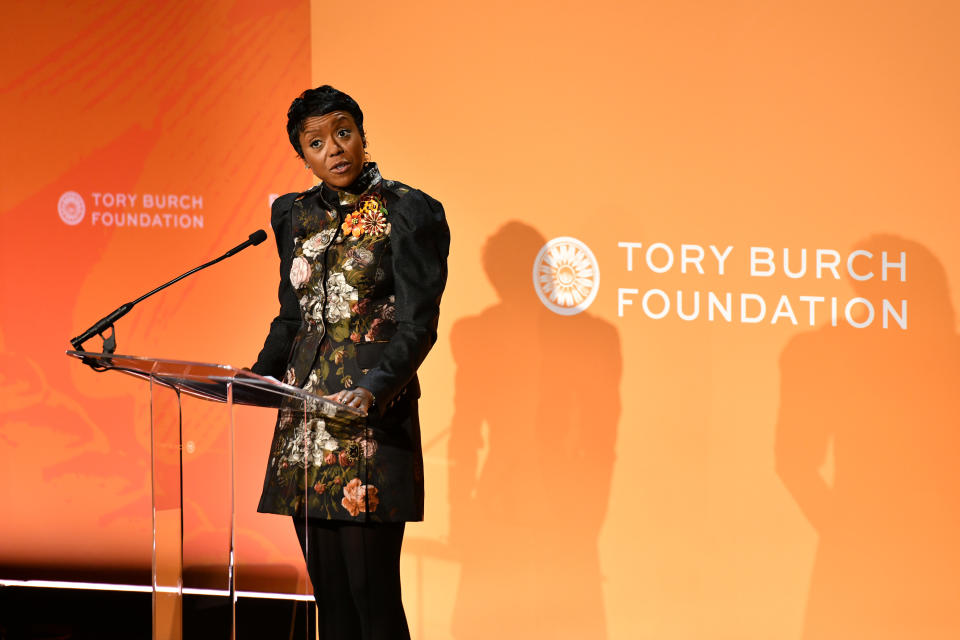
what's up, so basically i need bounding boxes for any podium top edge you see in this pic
[66,350,236,372]
[64,350,366,416]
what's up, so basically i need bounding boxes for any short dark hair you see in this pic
[286,85,366,158]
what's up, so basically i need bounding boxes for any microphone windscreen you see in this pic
[249,229,268,245]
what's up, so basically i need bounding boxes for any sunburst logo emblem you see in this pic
[58,191,86,226]
[533,237,600,315]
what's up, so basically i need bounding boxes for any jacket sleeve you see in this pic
[356,190,450,413]
[251,193,301,378]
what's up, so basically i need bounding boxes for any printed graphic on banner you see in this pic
[533,236,600,316]
[57,191,86,226]
[57,191,205,229]
[615,241,909,329]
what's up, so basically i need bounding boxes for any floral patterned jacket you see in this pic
[252,163,449,522]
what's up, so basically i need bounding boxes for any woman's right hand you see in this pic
[325,387,374,415]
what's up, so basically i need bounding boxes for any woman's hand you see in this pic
[325,387,374,415]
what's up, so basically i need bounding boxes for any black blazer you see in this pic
[252,165,449,521]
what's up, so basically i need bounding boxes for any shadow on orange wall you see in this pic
[775,235,960,639]
[446,221,621,639]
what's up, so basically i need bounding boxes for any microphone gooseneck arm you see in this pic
[69,229,268,354]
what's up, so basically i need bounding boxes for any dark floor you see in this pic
[0,586,313,640]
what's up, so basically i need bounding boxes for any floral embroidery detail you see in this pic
[303,369,321,392]
[302,229,336,258]
[376,299,396,321]
[342,247,373,271]
[290,256,311,289]
[301,294,325,325]
[281,418,338,470]
[315,420,340,452]
[353,429,378,458]
[365,318,389,342]
[348,442,363,460]
[363,299,395,341]
[265,397,385,518]
[341,478,380,516]
[351,299,371,316]
[325,272,358,323]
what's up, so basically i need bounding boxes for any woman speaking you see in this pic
[251,85,450,639]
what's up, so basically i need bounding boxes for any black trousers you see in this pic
[294,518,410,640]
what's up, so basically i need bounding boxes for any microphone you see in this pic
[224,229,268,257]
[70,229,269,354]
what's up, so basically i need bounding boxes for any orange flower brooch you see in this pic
[341,194,389,239]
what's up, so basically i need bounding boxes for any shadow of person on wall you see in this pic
[775,235,960,639]
[447,222,621,639]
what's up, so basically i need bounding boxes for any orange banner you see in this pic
[1,0,312,586]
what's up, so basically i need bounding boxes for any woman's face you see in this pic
[299,111,365,189]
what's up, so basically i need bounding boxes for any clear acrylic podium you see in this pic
[66,350,362,639]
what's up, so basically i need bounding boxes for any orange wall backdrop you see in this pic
[3,1,960,638]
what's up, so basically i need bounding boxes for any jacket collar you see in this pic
[319,162,382,209]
